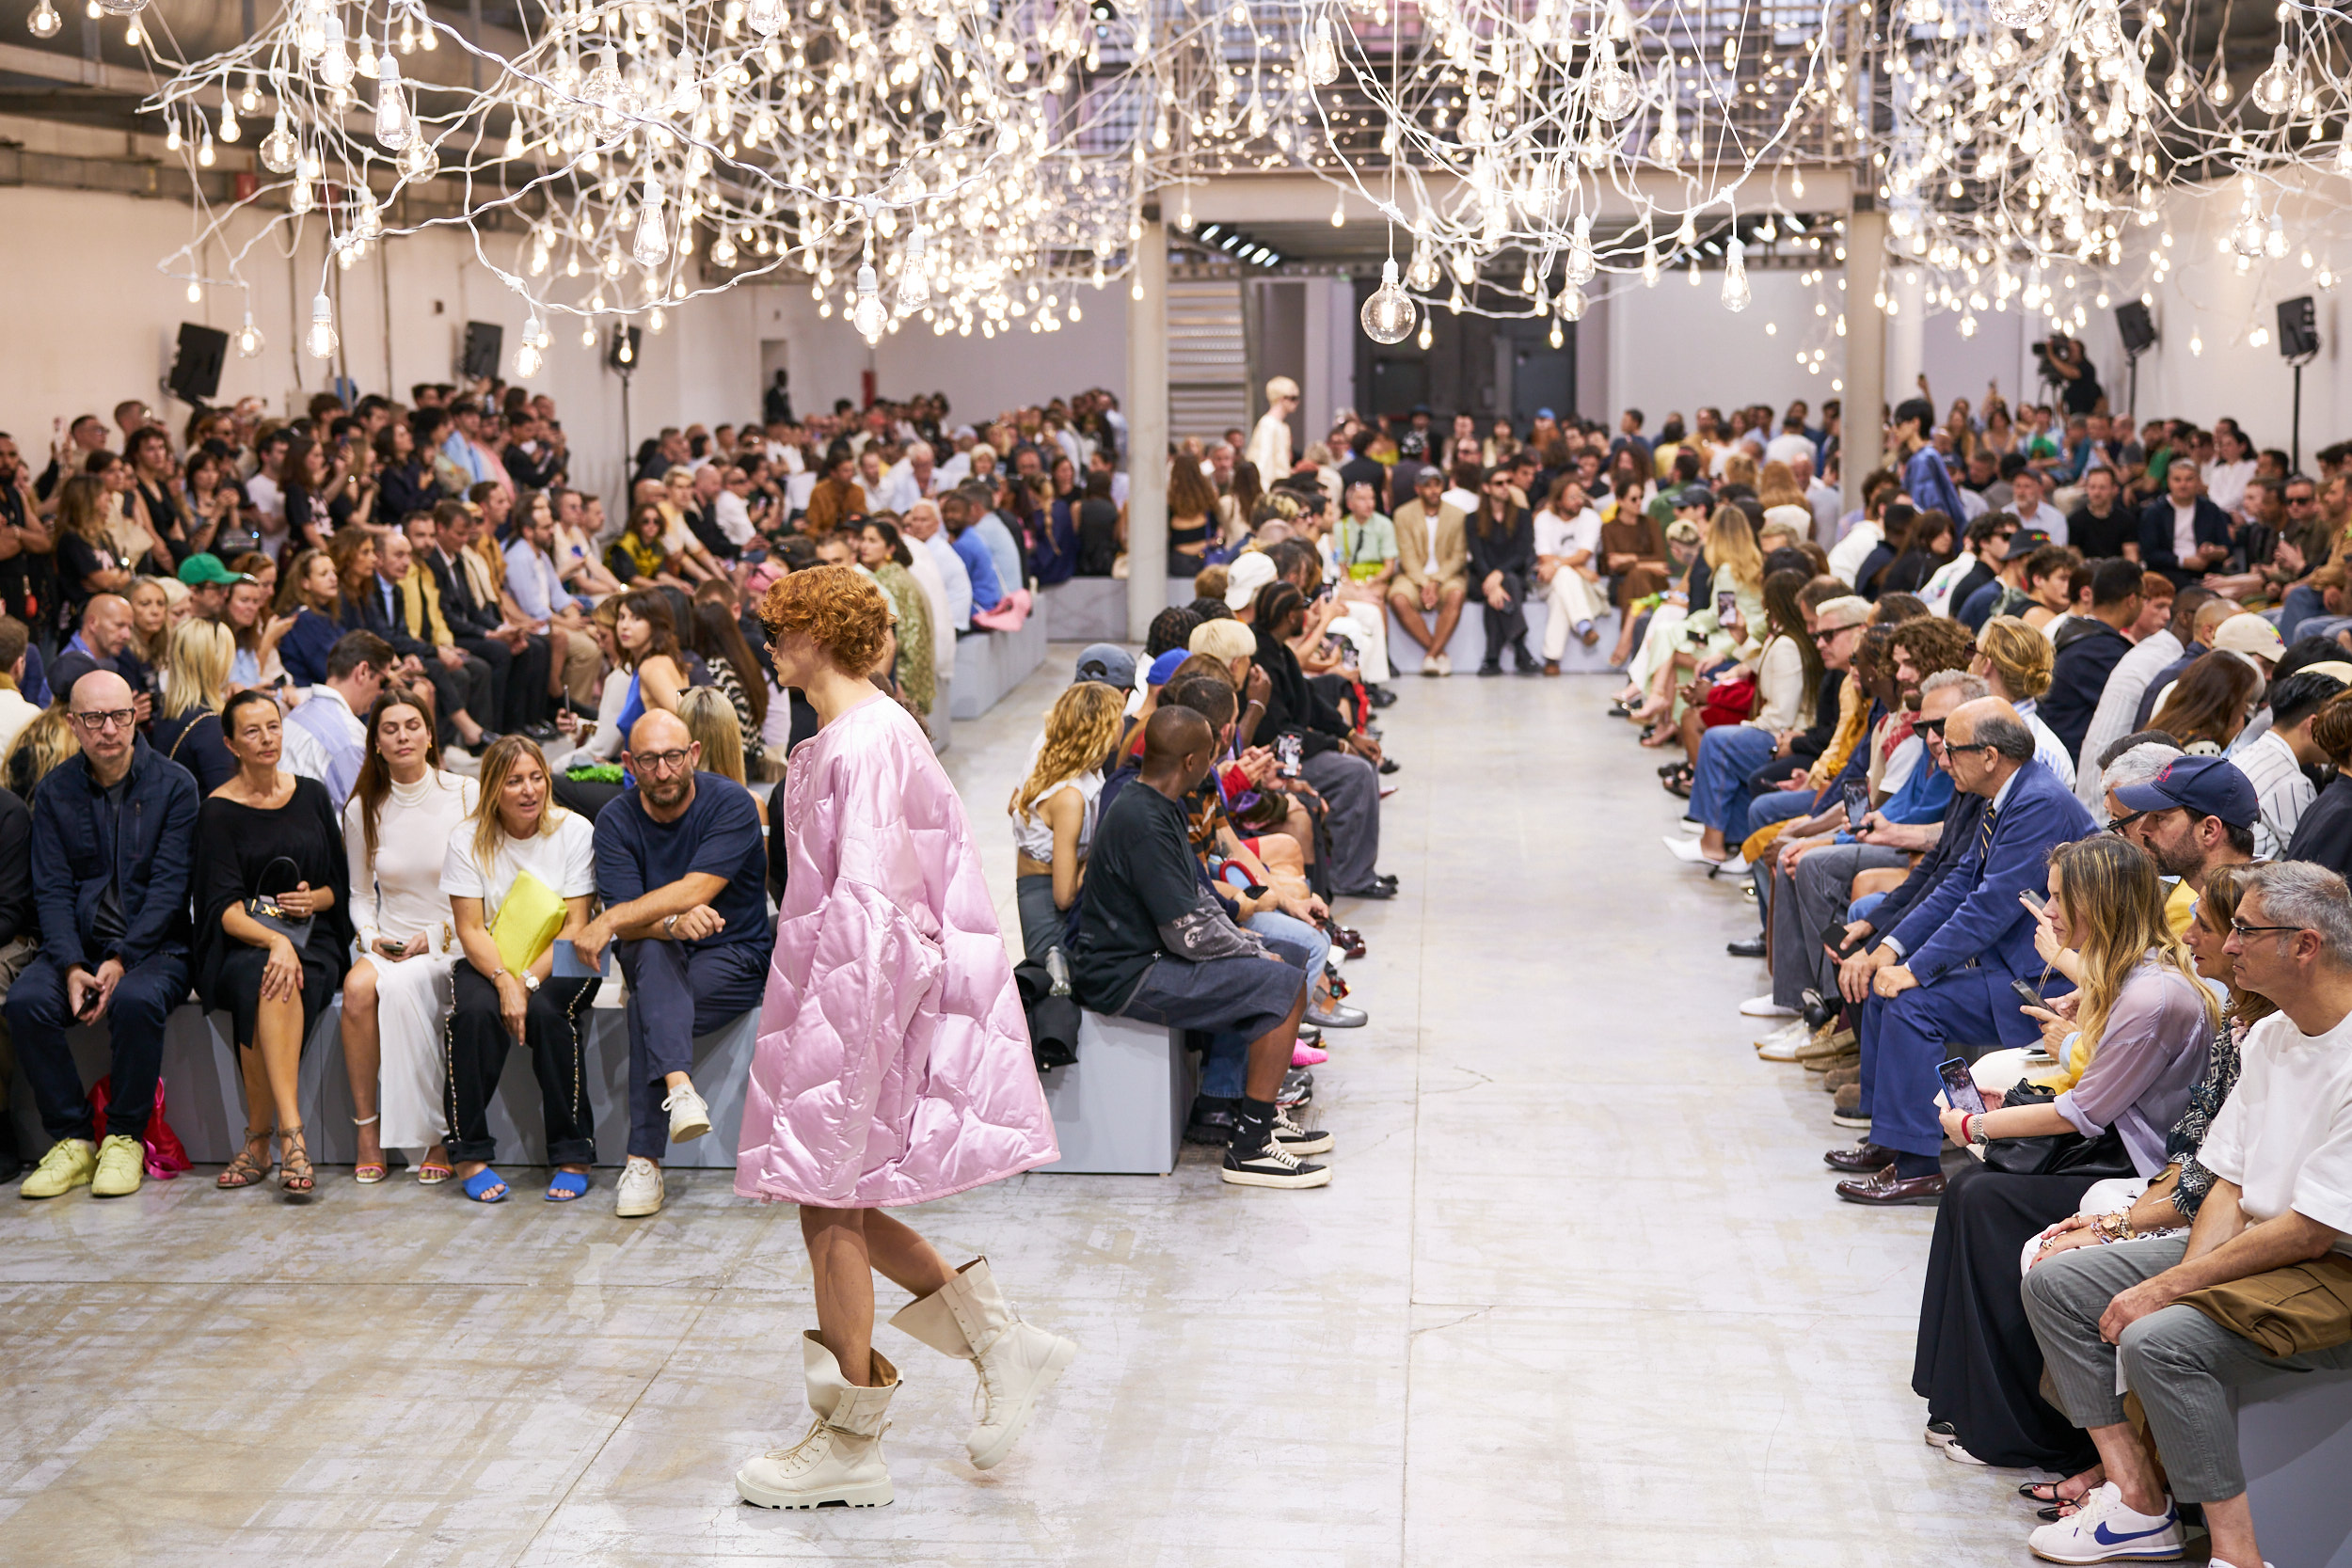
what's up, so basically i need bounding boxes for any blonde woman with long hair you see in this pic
[1911,833,2217,1470]
[439,736,600,1204]
[676,684,751,790]
[151,618,239,794]
[1629,504,1767,732]
[1009,680,1126,964]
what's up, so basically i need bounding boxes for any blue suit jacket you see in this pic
[2137,497,2233,582]
[1887,761,2095,988]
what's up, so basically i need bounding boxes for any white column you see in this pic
[1843,206,1887,513]
[1126,218,1168,641]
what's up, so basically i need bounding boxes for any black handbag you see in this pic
[1982,1083,2137,1179]
[245,854,315,954]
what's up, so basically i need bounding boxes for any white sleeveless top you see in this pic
[1010,771,1104,863]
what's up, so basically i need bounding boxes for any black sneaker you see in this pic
[1272,1109,1333,1156]
[1221,1135,1331,1189]
[1184,1097,1239,1146]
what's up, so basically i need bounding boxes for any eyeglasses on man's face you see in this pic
[2106,809,2148,835]
[70,709,136,732]
[2228,919,2307,942]
[630,747,696,774]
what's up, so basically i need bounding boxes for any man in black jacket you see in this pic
[2038,558,2144,761]
[360,527,496,752]
[0,784,31,1180]
[1247,585,1390,900]
[2138,460,2234,585]
[420,499,551,737]
[9,671,199,1200]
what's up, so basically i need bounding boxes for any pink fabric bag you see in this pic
[969,586,1033,633]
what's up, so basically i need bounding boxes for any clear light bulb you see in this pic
[852,263,889,342]
[631,183,669,267]
[898,227,930,310]
[197,129,215,167]
[374,56,411,150]
[2250,44,2295,115]
[1360,257,1417,345]
[185,279,202,304]
[27,0,61,38]
[746,0,783,34]
[515,341,542,377]
[1415,315,1433,351]
[218,101,239,142]
[305,292,337,359]
[1722,238,1751,311]
[1558,283,1587,322]
[260,115,296,172]
[235,312,264,358]
[319,14,352,88]
[1304,14,1340,86]
[94,0,143,17]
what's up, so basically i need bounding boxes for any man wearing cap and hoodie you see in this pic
[176,552,251,624]
[1386,467,1470,675]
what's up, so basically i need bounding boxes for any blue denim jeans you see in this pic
[1690,724,1779,837]
[1200,917,1322,1100]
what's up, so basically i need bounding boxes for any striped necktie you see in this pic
[1979,802,1999,860]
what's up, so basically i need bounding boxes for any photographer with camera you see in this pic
[2034,333,2105,419]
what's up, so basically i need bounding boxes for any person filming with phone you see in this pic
[1910,834,2217,1472]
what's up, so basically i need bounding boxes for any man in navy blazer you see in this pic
[1835,698,2097,1204]
[2137,460,2233,586]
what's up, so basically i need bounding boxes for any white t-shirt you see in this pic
[2203,458,2254,518]
[439,809,597,924]
[2197,1007,2352,1253]
[2172,502,2200,564]
[1533,506,1601,564]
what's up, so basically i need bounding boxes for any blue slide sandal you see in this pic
[545,1170,591,1203]
[462,1167,508,1203]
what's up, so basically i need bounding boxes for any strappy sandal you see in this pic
[416,1148,453,1185]
[352,1113,386,1184]
[216,1127,274,1190]
[278,1125,315,1197]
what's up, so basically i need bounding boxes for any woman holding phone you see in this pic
[197,689,355,1197]
[342,691,478,1185]
[1908,835,2214,1471]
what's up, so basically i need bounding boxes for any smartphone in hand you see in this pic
[1938,1056,1988,1117]
[2010,977,2046,1011]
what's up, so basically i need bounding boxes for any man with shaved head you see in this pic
[1833,697,2100,1205]
[11,671,200,1200]
[47,594,147,724]
[573,707,771,1218]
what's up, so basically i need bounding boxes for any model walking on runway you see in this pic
[734,564,1073,1510]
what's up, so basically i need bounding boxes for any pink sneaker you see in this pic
[1292,1042,1328,1067]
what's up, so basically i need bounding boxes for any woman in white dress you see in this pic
[341,689,479,1184]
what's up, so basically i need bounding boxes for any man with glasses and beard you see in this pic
[574,709,772,1218]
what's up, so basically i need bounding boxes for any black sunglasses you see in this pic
[1914,718,1947,737]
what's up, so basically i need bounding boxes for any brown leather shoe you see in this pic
[1823,1063,1862,1092]
[1834,1082,1862,1116]
[1836,1168,1946,1205]
[1543,659,1561,676]
[1823,1141,1896,1173]
[1804,1046,1860,1075]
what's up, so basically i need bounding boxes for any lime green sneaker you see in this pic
[20,1138,96,1199]
[91,1134,145,1197]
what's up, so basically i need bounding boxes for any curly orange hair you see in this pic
[758,563,891,674]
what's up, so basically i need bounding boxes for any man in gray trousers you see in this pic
[2020,860,2352,1568]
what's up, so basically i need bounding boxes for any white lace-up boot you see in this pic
[889,1257,1076,1470]
[735,1333,898,1509]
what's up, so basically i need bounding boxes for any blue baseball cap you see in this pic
[1534,406,1558,420]
[1073,642,1136,689]
[1146,648,1190,688]
[2112,754,2259,829]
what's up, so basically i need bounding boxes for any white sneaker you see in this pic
[1754,1021,1810,1060]
[2025,1482,2183,1562]
[1431,653,1452,677]
[1740,994,1797,1019]
[1662,835,1722,865]
[663,1082,712,1143]
[615,1155,664,1217]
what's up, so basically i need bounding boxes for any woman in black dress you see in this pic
[197,688,354,1196]
[1911,836,2213,1469]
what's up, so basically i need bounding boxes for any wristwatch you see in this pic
[663,913,680,938]
[507,968,539,993]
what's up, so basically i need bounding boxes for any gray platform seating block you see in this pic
[1383,596,1622,676]
[13,999,762,1170]
[949,610,1050,720]
[1039,576,1129,644]
[1037,1011,1187,1175]
[2235,1362,2352,1568]
[929,675,953,753]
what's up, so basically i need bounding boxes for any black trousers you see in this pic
[443,964,599,1166]
[1480,571,1531,665]
[1913,1158,2105,1470]
[421,652,495,738]
[458,632,552,733]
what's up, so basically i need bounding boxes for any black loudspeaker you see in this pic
[167,322,229,404]
[607,325,643,372]
[460,320,504,380]
[2116,301,2157,356]
[2279,295,2320,360]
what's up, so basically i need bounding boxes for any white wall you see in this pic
[747,282,1130,434]
[1603,266,1845,428]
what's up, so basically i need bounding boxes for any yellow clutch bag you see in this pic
[489,870,566,974]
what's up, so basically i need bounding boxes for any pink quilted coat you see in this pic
[736,694,1058,1207]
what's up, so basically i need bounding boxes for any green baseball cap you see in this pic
[177,552,254,587]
